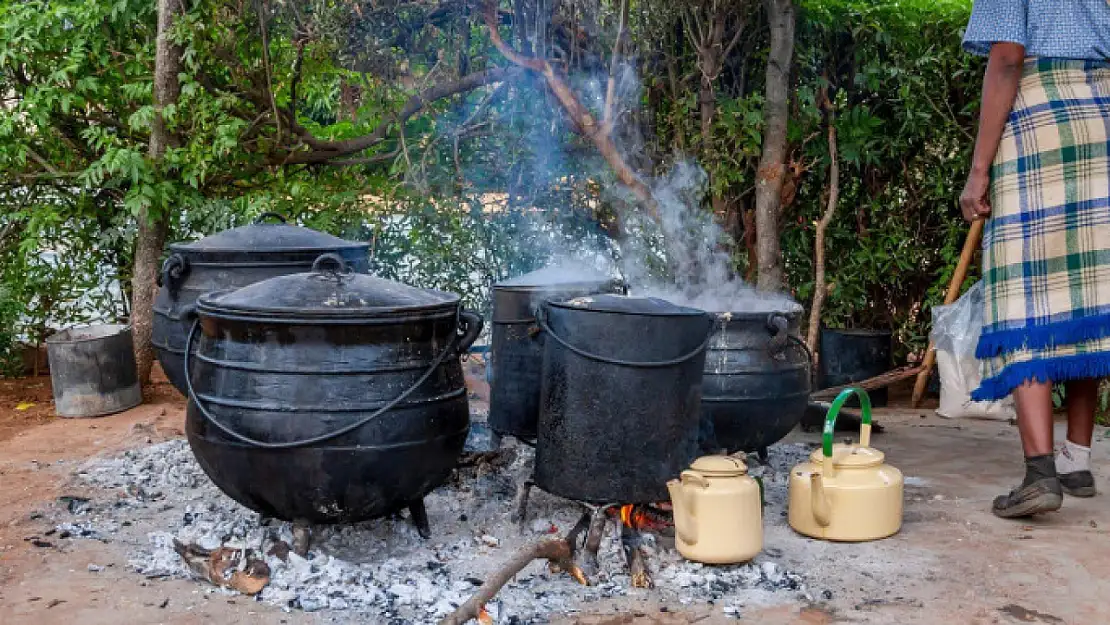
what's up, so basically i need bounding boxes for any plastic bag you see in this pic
[930,281,1015,420]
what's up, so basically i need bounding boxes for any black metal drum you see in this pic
[534,295,714,504]
[183,254,481,536]
[488,265,623,440]
[153,213,369,396]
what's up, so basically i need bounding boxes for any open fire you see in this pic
[612,503,673,534]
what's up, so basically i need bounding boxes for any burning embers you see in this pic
[517,496,676,592]
[613,503,673,534]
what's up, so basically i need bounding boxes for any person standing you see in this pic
[960,0,1110,518]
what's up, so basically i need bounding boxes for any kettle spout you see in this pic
[668,472,704,546]
[811,472,832,528]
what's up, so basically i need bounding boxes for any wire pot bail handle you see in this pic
[254,212,288,224]
[183,318,459,450]
[823,387,873,459]
[536,305,712,368]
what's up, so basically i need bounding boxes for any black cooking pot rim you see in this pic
[710,307,803,321]
[546,296,708,317]
[196,288,460,322]
[169,241,370,254]
[494,279,620,293]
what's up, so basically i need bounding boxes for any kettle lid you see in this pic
[689,455,748,477]
[809,444,885,468]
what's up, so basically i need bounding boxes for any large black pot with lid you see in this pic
[183,254,481,537]
[488,264,624,441]
[534,294,714,504]
[153,213,370,396]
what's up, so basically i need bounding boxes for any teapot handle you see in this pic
[821,387,873,477]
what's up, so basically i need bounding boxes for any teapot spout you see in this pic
[811,472,832,528]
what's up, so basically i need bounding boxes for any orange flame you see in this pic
[617,504,658,530]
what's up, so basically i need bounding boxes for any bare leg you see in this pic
[1065,378,1098,447]
[1012,381,1055,456]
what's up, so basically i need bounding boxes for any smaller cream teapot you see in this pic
[788,387,903,542]
[667,455,762,564]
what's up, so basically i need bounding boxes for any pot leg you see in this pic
[292,521,312,557]
[409,499,431,539]
[511,479,534,526]
[758,447,769,464]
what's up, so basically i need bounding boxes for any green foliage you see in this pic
[783,0,981,358]
[0,0,990,377]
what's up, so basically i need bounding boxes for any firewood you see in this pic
[438,538,580,625]
[620,525,654,589]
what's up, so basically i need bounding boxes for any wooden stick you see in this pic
[812,365,923,401]
[911,219,984,407]
[438,538,576,625]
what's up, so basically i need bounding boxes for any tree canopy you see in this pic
[0,0,981,375]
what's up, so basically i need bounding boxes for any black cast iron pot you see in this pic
[488,265,624,441]
[153,213,370,396]
[701,306,812,455]
[534,295,714,504]
[183,254,481,537]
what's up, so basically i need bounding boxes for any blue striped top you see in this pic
[963,0,1110,60]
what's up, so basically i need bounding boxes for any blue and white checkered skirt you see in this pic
[973,58,1110,401]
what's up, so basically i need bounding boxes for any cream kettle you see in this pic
[666,455,762,564]
[788,387,903,542]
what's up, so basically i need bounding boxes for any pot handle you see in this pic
[183,318,461,450]
[312,253,350,274]
[158,253,189,291]
[537,306,713,368]
[457,309,484,353]
[821,387,873,476]
[254,212,288,224]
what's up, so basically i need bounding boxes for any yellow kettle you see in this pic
[787,387,903,541]
[666,455,762,564]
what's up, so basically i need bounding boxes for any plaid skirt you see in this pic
[973,58,1110,402]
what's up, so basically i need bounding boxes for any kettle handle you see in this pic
[821,387,873,476]
[677,470,710,546]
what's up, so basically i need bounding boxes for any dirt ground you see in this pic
[0,369,1106,625]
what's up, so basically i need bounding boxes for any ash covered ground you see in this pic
[49,419,837,624]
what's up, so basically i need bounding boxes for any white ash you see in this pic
[66,438,820,623]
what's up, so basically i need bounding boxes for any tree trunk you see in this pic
[133,0,184,386]
[754,0,795,292]
[806,108,838,359]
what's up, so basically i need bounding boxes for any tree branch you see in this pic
[807,82,838,357]
[281,67,518,164]
[481,2,658,219]
[603,0,630,126]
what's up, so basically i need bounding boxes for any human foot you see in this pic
[1059,470,1097,497]
[992,455,1063,519]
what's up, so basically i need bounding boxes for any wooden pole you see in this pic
[911,219,985,408]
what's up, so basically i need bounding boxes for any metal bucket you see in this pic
[46,324,143,417]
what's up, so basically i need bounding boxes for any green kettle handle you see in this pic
[822,387,873,458]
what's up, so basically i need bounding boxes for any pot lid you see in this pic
[171,213,368,254]
[689,455,748,476]
[496,263,618,291]
[198,254,458,320]
[810,444,886,468]
[550,294,706,317]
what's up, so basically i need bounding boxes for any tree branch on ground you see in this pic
[438,538,580,625]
